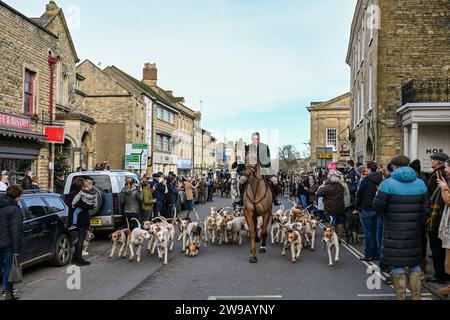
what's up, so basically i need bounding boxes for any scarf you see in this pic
[438,205,450,249]
[428,183,444,232]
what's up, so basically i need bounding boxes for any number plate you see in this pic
[90,218,102,226]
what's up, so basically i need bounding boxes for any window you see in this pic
[169,112,174,125]
[326,129,337,150]
[23,197,49,219]
[360,81,365,116]
[156,135,162,150]
[71,175,112,193]
[163,109,169,122]
[162,136,170,152]
[368,64,373,111]
[24,69,36,114]
[157,107,162,119]
[46,197,66,213]
[361,20,365,64]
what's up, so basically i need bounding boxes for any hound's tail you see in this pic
[131,218,141,229]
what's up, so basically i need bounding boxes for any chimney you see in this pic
[143,63,157,87]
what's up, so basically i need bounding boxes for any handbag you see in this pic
[8,254,23,284]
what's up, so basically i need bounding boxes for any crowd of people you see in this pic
[279,153,450,299]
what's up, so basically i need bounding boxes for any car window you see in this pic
[45,197,66,213]
[116,175,140,191]
[23,197,49,219]
[72,175,112,193]
[18,201,28,221]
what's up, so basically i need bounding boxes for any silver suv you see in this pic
[63,171,139,231]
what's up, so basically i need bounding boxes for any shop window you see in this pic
[24,69,36,115]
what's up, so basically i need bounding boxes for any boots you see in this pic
[409,271,424,300]
[391,273,407,300]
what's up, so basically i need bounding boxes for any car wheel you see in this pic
[52,234,72,267]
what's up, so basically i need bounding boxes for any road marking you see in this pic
[208,295,282,300]
[357,293,432,298]
[26,277,47,287]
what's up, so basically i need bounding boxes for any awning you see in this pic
[0,126,47,141]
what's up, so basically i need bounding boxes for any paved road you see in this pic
[17,196,438,300]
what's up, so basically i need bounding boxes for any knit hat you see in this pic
[328,162,337,171]
[409,159,421,173]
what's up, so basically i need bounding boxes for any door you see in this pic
[18,201,34,264]
[21,197,56,258]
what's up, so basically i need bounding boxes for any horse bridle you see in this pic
[244,165,269,207]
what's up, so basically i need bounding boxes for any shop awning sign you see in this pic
[0,112,31,130]
[44,126,65,144]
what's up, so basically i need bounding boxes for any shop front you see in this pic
[177,159,193,175]
[397,103,450,173]
[153,152,178,175]
[0,112,48,186]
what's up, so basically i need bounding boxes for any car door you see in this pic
[21,197,55,258]
[18,201,34,264]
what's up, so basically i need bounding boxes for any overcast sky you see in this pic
[6,0,356,154]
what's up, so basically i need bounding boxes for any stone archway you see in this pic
[366,137,374,161]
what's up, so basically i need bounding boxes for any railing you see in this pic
[402,79,449,104]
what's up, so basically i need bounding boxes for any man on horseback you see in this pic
[234,132,281,206]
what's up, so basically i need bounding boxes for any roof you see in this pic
[0,0,57,38]
[31,4,80,63]
[105,66,180,112]
[307,92,351,112]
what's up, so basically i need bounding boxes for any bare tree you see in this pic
[278,145,301,172]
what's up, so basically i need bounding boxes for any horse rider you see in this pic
[234,132,281,206]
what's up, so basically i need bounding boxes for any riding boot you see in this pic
[267,180,281,206]
[409,271,424,300]
[391,273,407,300]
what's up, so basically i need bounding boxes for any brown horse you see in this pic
[242,162,273,263]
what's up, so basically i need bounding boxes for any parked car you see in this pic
[0,190,78,268]
[63,171,140,232]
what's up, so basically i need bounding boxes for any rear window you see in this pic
[115,175,140,191]
[72,175,112,193]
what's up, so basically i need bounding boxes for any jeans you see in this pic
[153,199,164,218]
[72,207,82,225]
[74,226,87,262]
[299,195,307,208]
[330,214,345,228]
[391,265,422,274]
[361,210,378,258]
[376,215,383,260]
[0,247,13,292]
[185,199,194,211]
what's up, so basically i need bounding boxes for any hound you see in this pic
[109,218,131,259]
[204,215,217,244]
[271,207,285,244]
[282,222,304,257]
[129,218,151,262]
[322,226,340,266]
[82,229,95,257]
[226,216,246,245]
[287,230,303,263]
[175,216,192,250]
[185,224,206,257]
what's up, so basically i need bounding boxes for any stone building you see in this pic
[193,113,217,173]
[308,93,351,169]
[75,60,146,170]
[202,131,216,170]
[346,0,450,168]
[0,1,89,188]
[141,63,196,174]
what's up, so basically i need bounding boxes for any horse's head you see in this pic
[243,163,261,179]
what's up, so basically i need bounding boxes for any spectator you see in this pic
[198,178,207,205]
[0,173,9,191]
[317,170,346,241]
[161,176,174,219]
[346,160,358,205]
[54,173,65,195]
[409,159,430,273]
[373,155,430,300]
[71,179,97,227]
[0,185,23,300]
[206,178,214,202]
[153,174,167,218]
[21,170,33,190]
[184,177,197,217]
[141,181,155,221]
[356,162,383,261]
[305,175,318,206]
[437,158,450,296]
[121,178,142,228]
[427,152,450,284]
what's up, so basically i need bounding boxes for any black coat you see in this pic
[355,172,383,211]
[0,195,23,253]
[21,175,33,190]
[373,167,430,267]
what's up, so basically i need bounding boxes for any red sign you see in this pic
[44,126,65,144]
[0,112,31,130]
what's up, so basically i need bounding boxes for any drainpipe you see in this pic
[48,56,57,192]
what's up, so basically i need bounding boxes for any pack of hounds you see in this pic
[82,205,340,266]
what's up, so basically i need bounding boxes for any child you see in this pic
[72,179,97,226]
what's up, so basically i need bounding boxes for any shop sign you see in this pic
[44,126,65,144]
[0,112,31,130]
